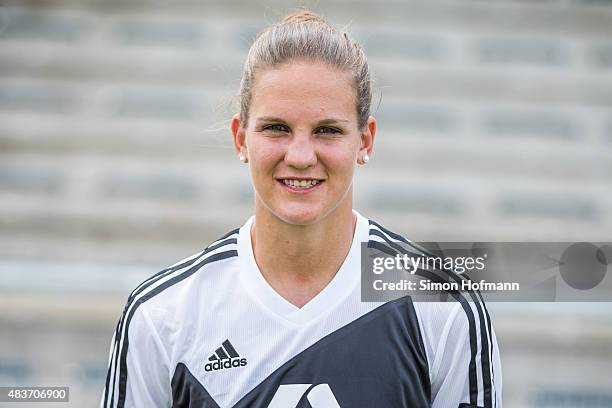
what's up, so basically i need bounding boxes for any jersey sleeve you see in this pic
[416,301,503,408]
[100,303,172,408]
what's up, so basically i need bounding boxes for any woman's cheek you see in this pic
[248,139,278,166]
[257,148,283,169]
[327,146,359,169]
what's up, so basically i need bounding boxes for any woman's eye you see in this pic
[263,124,289,133]
[315,127,340,135]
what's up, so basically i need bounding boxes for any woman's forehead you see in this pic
[249,61,357,122]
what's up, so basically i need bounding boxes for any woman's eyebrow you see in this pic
[255,116,286,123]
[317,118,350,125]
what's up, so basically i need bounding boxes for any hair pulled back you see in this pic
[239,10,371,129]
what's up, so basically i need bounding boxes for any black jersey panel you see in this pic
[233,296,430,408]
[172,362,221,408]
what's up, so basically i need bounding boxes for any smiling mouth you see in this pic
[279,179,324,190]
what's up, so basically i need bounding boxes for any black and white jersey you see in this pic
[101,210,502,408]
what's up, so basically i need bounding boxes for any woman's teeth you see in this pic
[282,179,320,188]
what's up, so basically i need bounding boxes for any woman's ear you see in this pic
[231,113,247,160]
[359,115,376,163]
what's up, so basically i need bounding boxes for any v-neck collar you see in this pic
[238,210,368,326]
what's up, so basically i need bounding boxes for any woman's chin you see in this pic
[273,205,327,226]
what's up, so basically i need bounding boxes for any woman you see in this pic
[102,11,501,408]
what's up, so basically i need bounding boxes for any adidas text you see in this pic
[205,358,247,372]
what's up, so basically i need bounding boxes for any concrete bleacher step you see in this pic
[0,0,611,253]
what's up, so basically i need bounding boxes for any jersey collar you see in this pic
[237,210,368,326]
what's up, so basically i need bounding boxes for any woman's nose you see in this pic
[284,132,317,169]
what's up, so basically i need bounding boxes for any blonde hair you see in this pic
[239,10,371,129]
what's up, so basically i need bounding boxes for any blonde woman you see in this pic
[102,11,501,408]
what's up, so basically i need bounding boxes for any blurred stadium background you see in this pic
[1,0,611,406]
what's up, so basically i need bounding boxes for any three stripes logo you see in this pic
[204,339,247,372]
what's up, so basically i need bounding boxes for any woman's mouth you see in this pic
[278,178,324,191]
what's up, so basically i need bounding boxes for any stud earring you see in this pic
[239,154,248,164]
[363,154,370,164]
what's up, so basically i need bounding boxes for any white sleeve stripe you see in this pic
[102,326,118,407]
[477,291,499,408]
[471,297,494,408]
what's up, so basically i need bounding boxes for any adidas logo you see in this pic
[204,339,247,372]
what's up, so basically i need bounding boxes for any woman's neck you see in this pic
[251,201,356,308]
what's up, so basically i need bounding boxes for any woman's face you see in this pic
[232,60,375,226]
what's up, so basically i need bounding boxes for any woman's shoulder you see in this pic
[124,226,242,310]
[361,214,420,254]
[163,226,241,275]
